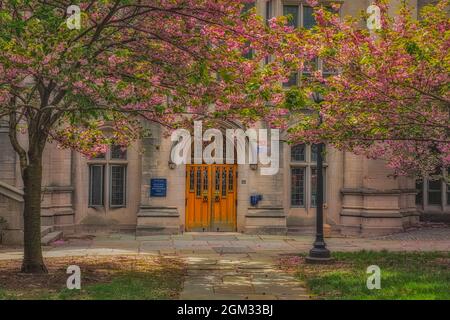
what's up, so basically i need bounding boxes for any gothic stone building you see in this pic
[0,0,448,244]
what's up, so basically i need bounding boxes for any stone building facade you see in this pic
[0,0,447,244]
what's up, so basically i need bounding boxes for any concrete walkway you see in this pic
[180,254,309,300]
[1,227,449,300]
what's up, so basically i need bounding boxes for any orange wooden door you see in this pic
[211,165,237,232]
[186,164,237,232]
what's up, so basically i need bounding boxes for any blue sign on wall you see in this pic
[150,178,167,197]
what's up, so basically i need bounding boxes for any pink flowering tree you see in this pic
[0,0,296,273]
[286,0,449,177]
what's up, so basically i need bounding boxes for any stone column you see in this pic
[136,122,182,235]
[340,153,419,236]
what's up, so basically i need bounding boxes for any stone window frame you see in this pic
[289,143,327,208]
[87,145,128,208]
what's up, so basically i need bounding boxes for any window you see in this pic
[228,168,234,191]
[87,145,127,208]
[322,59,338,78]
[282,4,338,87]
[241,0,255,60]
[282,4,319,29]
[189,167,195,192]
[110,165,126,207]
[311,144,318,162]
[416,180,423,205]
[266,0,273,24]
[93,153,106,160]
[290,144,327,208]
[222,169,227,197]
[243,1,255,13]
[89,165,104,206]
[283,5,299,28]
[291,144,305,162]
[301,58,319,80]
[111,145,127,159]
[419,169,450,208]
[291,168,305,207]
[428,178,442,205]
[283,72,299,88]
[303,6,316,29]
[196,169,201,197]
[243,43,254,60]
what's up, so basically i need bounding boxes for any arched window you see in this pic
[88,145,127,208]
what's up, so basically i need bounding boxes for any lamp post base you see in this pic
[305,246,334,264]
[305,255,334,264]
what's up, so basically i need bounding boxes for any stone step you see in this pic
[41,231,63,246]
[40,226,54,237]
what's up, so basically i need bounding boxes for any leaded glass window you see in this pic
[291,168,305,207]
[283,5,299,28]
[89,165,104,206]
[111,145,127,159]
[291,144,306,162]
[110,165,126,207]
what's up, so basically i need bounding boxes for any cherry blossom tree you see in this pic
[0,0,294,273]
[286,0,449,177]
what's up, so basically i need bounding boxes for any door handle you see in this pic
[203,195,208,202]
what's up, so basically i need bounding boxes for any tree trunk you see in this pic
[21,154,47,274]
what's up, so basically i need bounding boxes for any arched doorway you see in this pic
[184,120,241,232]
[185,164,237,231]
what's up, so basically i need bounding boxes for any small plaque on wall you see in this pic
[150,178,167,197]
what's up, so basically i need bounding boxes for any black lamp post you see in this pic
[305,92,333,264]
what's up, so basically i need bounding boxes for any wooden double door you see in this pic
[186,164,237,232]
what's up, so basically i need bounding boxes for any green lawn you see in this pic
[295,251,450,300]
[0,256,185,300]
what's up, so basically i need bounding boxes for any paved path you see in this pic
[1,227,449,300]
[180,253,309,300]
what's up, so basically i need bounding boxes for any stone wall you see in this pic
[340,153,419,236]
[0,182,24,244]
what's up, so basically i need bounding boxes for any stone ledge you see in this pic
[245,226,287,235]
[245,207,287,235]
[137,206,179,217]
[341,188,417,196]
[40,209,75,217]
[246,207,286,218]
[339,224,405,237]
[42,186,74,193]
[137,206,180,235]
[0,181,24,202]
[136,226,179,235]
[341,209,411,218]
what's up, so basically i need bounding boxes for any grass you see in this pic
[293,251,450,300]
[0,255,185,300]
[58,272,182,300]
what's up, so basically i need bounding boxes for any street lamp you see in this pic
[305,92,333,264]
